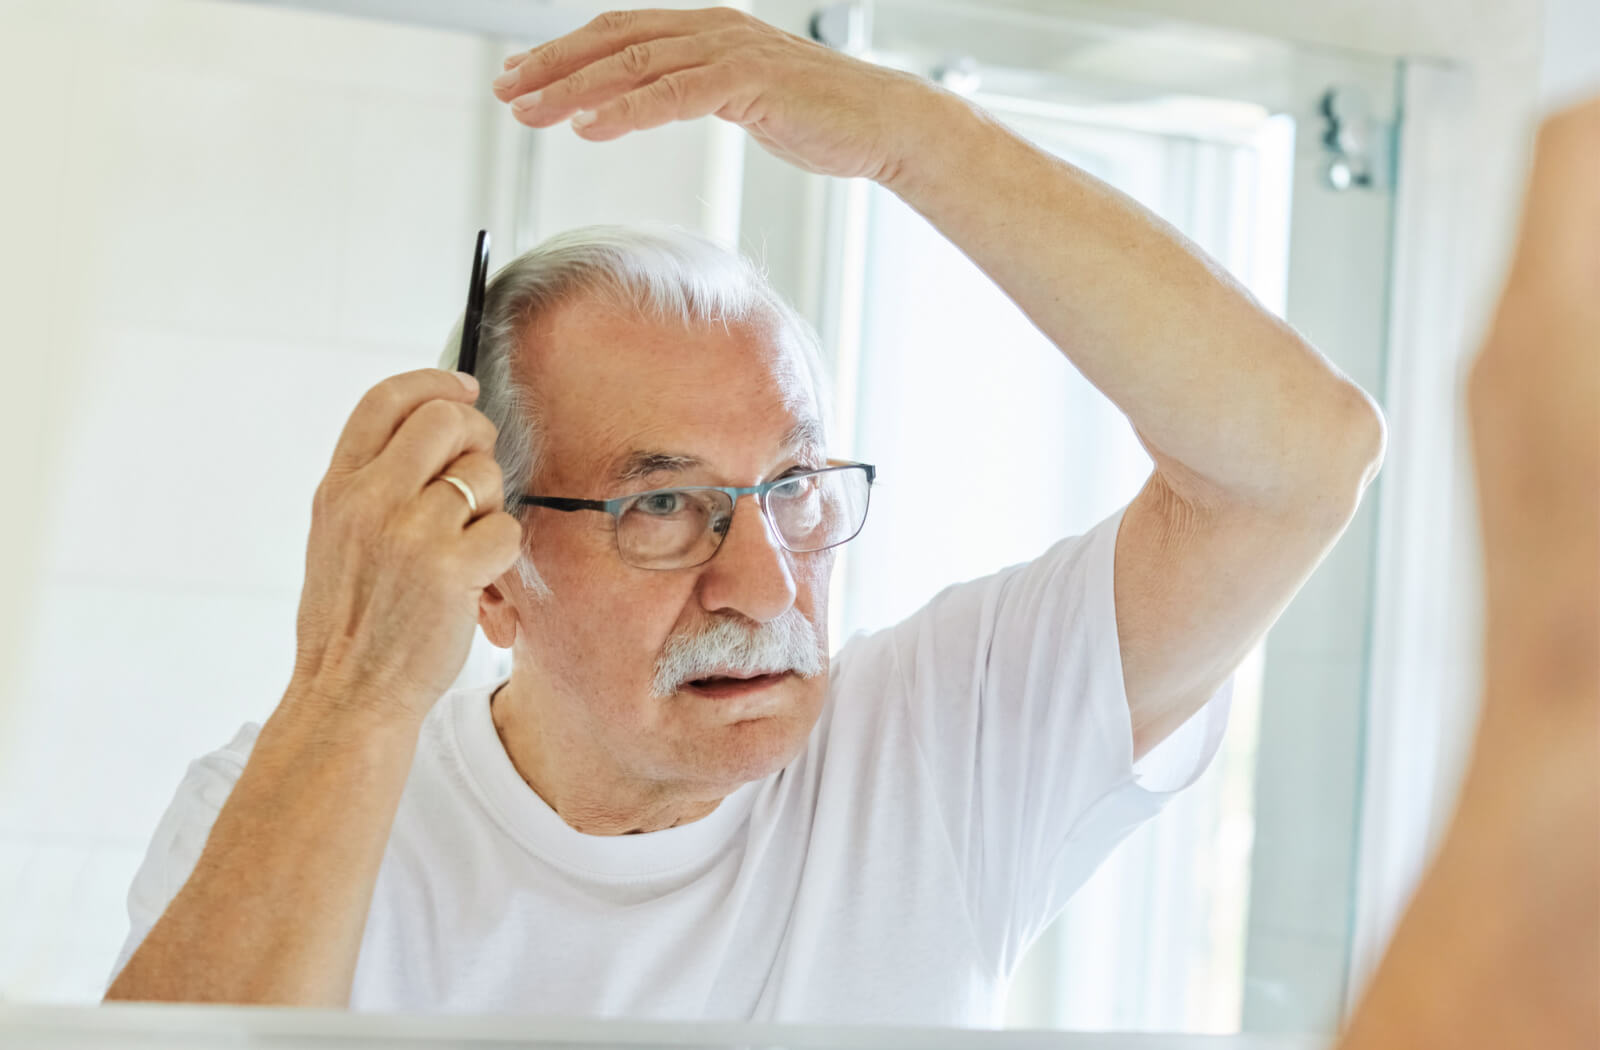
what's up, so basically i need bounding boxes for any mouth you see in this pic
[681,671,795,698]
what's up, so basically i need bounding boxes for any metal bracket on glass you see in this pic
[1319,84,1395,192]
[809,1,866,52]
[930,55,982,95]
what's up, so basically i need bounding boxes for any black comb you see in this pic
[457,229,491,377]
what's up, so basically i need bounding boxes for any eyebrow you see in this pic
[608,417,827,486]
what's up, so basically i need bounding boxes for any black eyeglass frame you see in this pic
[517,460,877,569]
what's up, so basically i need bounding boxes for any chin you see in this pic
[687,710,816,789]
[652,674,828,790]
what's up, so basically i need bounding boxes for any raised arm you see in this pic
[879,88,1385,756]
[495,8,1385,757]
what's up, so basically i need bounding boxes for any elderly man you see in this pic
[107,8,1384,1023]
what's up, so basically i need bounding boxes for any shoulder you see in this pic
[884,511,1124,680]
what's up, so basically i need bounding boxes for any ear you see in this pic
[478,577,520,648]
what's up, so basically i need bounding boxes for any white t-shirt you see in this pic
[111,510,1228,1025]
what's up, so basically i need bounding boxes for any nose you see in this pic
[695,493,798,623]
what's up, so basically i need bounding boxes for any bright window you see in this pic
[824,96,1293,1030]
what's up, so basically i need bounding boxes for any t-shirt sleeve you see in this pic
[885,508,1231,974]
[105,724,259,990]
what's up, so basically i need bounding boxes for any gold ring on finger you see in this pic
[436,473,478,516]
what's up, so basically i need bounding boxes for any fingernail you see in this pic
[455,371,479,393]
[502,53,524,71]
[571,110,597,128]
[493,69,519,92]
[511,91,542,112]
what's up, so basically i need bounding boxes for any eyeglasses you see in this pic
[518,461,876,571]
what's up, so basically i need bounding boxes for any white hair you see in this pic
[439,224,833,597]
[649,608,826,698]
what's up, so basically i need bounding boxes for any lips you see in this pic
[682,672,792,697]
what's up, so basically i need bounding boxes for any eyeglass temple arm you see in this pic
[518,496,608,513]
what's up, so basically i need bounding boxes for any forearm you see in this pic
[106,686,422,1006]
[881,85,1384,513]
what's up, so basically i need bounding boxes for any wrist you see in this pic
[278,672,431,741]
[877,78,990,203]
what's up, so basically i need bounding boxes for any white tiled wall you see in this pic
[0,0,501,1002]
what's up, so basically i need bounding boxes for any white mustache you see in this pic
[651,609,826,698]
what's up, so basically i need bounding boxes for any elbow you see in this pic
[1318,379,1382,521]
[1295,379,1387,528]
[1340,380,1388,489]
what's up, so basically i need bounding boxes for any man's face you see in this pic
[506,297,836,797]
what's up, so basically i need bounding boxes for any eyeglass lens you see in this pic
[616,468,871,570]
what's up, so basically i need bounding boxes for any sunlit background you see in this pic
[0,0,1593,1039]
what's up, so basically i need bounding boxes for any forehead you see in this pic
[525,299,823,482]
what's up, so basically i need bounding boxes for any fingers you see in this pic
[388,490,523,597]
[331,369,479,473]
[459,509,527,588]
[369,397,500,497]
[418,451,504,527]
[569,66,737,140]
[504,33,712,129]
[494,9,742,103]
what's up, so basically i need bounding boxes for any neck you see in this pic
[489,677,725,835]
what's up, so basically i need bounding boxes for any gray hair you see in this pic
[438,224,832,597]
[649,608,825,698]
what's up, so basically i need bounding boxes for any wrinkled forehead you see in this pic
[525,300,825,487]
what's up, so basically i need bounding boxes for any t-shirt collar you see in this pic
[448,674,759,879]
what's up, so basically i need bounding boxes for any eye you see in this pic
[636,491,685,516]
[771,471,820,500]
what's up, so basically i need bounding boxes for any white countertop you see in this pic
[0,1004,1329,1050]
